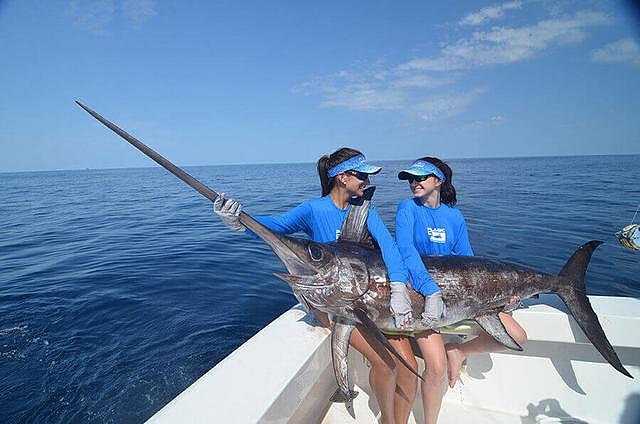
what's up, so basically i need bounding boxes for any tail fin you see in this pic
[556,240,632,378]
[329,389,358,418]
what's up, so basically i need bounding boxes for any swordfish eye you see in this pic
[308,243,324,261]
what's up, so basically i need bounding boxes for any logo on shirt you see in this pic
[427,227,446,243]
[335,229,341,240]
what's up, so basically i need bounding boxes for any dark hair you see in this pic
[418,156,457,206]
[317,147,363,196]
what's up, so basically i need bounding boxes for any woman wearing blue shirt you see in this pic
[393,157,527,424]
[214,148,411,424]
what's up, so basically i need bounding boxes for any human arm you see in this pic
[395,201,446,328]
[451,211,474,256]
[394,201,442,296]
[214,195,311,237]
[366,205,413,329]
[366,205,408,283]
[247,201,312,238]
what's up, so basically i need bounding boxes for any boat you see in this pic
[146,294,639,423]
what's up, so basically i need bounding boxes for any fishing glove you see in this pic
[389,282,414,330]
[421,291,446,331]
[213,195,245,232]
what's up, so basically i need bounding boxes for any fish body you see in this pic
[279,240,548,329]
[275,236,632,406]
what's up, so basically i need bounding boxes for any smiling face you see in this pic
[338,170,370,197]
[409,174,442,201]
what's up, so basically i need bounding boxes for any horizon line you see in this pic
[1,152,639,175]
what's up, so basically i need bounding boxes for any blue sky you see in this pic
[1,0,639,172]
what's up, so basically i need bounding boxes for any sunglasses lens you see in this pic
[346,170,368,181]
[409,174,431,182]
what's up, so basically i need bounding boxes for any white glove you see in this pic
[390,282,414,330]
[213,194,245,232]
[421,291,446,331]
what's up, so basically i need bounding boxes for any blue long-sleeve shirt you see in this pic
[396,198,473,296]
[248,195,408,283]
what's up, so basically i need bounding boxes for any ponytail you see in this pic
[317,147,363,196]
[317,155,333,197]
[418,156,457,206]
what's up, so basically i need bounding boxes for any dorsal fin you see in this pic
[339,186,375,245]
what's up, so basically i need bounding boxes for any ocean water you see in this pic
[1,155,638,423]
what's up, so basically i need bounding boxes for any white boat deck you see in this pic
[147,295,640,423]
[324,391,523,424]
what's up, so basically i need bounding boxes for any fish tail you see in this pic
[329,389,358,418]
[555,240,632,378]
[329,388,359,403]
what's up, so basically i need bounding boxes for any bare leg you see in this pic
[310,308,399,423]
[416,331,447,424]
[350,326,398,424]
[446,312,527,388]
[388,336,418,424]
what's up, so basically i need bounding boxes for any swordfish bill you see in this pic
[75,101,218,203]
[75,101,269,238]
[75,101,335,277]
[75,101,326,280]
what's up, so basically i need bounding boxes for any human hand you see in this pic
[213,194,245,232]
[421,291,446,331]
[389,282,414,330]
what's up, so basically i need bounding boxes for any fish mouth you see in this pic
[238,216,324,316]
[273,272,332,288]
[268,236,317,276]
[240,215,317,276]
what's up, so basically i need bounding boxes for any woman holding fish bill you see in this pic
[214,147,412,424]
[393,157,527,424]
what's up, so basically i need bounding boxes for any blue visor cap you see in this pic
[398,160,446,182]
[327,154,382,178]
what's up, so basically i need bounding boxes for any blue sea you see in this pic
[1,155,639,423]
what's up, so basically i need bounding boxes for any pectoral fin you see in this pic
[351,307,424,381]
[475,314,523,351]
[330,320,358,417]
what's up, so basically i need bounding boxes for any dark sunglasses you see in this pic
[344,170,369,181]
[407,174,434,183]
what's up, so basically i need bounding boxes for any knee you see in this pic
[395,353,418,372]
[395,355,418,382]
[370,356,397,378]
[424,355,447,381]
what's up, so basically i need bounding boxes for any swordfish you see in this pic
[76,101,633,416]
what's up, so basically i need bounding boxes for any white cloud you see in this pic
[295,7,611,123]
[416,88,486,122]
[321,83,407,111]
[459,115,505,130]
[391,75,453,89]
[592,38,640,68]
[294,67,454,112]
[123,0,157,28]
[67,0,115,35]
[399,11,610,72]
[68,0,157,34]
[459,1,523,26]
